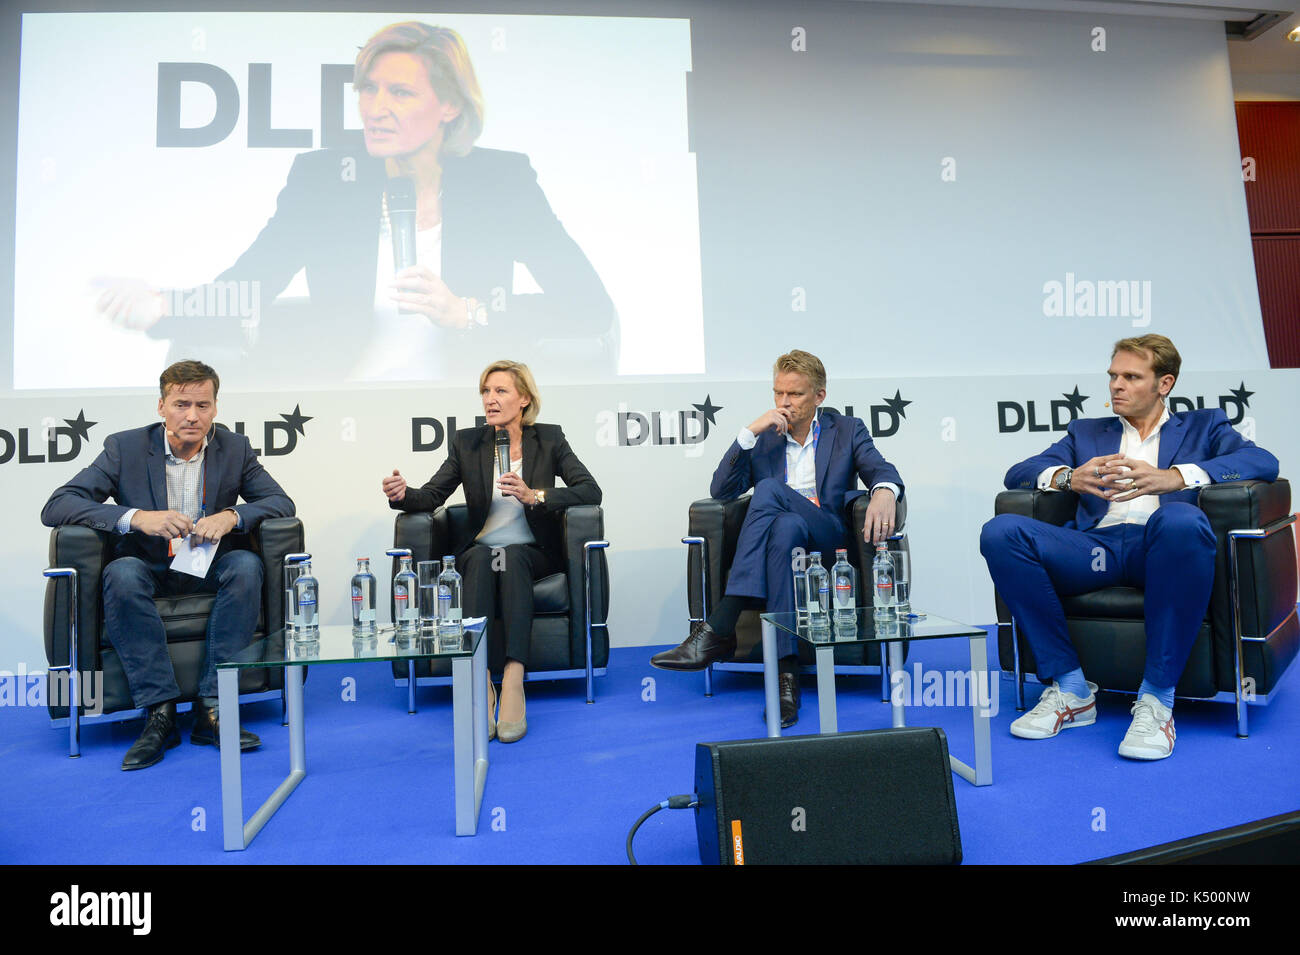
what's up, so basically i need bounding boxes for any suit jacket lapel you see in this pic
[478,428,497,512]
[1157,412,1187,470]
[522,427,541,490]
[147,425,168,511]
[1098,419,1122,458]
[203,428,224,513]
[814,413,836,502]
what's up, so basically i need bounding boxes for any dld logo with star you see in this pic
[0,411,96,465]
[997,387,1089,434]
[1169,382,1254,425]
[223,405,312,456]
[599,396,723,447]
[823,391,913,438]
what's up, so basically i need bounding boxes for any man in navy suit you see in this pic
[980,335,1278,759]
[651,350,904,726]
[42,360,295,770]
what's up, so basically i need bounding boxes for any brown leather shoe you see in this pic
[650,621,737,671]
[763,672,802,728]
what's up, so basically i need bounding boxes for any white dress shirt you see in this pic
[736,410,901,504]
[1038,406,1212,527]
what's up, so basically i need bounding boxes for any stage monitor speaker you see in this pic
[694,727,961,865]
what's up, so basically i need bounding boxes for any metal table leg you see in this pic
[221,664,306,851]
[814,643,837,733]
[761,617,780,738]
[888,641,906,728]
[452,636,489,836]
[948,633,992,786]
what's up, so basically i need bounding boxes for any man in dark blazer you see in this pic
[651,350,905,726]
[41,360,295,770]
[980,335,1278,760]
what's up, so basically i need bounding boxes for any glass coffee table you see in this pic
[216,621,489,850]
[759,609,992,786]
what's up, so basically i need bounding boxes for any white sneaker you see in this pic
[1010,681,1098,739]
[1118,694,1175,760]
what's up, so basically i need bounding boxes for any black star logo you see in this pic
[63,410,96,442]
[1228,382,1253,409]
[1061,386,1089,415]
[693,395,722,425]
[881,390,911,419]
[279,404,312,436]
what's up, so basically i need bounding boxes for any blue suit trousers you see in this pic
[724,478,847,656]
[980,502,1215,688]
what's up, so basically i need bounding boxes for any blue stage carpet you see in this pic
[2,629,1297,865]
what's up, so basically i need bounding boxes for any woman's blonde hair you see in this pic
[479,360,541,427]
[354,22,485,157]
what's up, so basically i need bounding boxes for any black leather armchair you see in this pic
[684,493,909,695]
[391,504,610,702]
[42,516,305,756]
[992,480,1297,735]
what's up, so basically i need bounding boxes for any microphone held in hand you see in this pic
[495,428,511,495]
[386,178,418,314]
[386,177,418,272]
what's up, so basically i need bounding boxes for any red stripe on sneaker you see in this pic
[1051,700,1095,733]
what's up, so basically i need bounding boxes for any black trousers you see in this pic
[459,541,559,672]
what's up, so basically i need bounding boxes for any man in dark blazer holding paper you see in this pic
[980,335,1278,760]
[651,349,905,727]
[41,360,295,770]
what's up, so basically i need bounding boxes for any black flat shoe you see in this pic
[122,702,180,771]
[191,698,261,752]
[650,622,736,671]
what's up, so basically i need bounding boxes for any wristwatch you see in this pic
[1054,467,1074,492]
[532,489,547,508]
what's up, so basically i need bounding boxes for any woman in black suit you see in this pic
[382,360,601,742]
[99,21,617,383]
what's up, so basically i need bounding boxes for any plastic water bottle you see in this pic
[872,543,896,618]
[393,555,419,636]
[792,549,809,626]
[350,557,377,634]
[437,555,464,642]
[806,551,830,636]
[292,559,319,635]
[832,548,856,634]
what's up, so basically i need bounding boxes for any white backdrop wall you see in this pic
[0,1,1286,672]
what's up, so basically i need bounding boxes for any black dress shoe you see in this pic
[122,702,179,771]
[190,698,261,751]
[763,672,802,729]
[650,621,737,671]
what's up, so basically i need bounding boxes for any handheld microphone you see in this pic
[386,177,417,271]
[495,428,511,496]
[386,177,418,315]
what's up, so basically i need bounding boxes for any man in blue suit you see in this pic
[42,360,295,770]
[980,335,1278,759]
[651,350,904,726]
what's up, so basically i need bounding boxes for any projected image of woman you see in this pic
[382,360,602,743]
[99,22,618,382]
